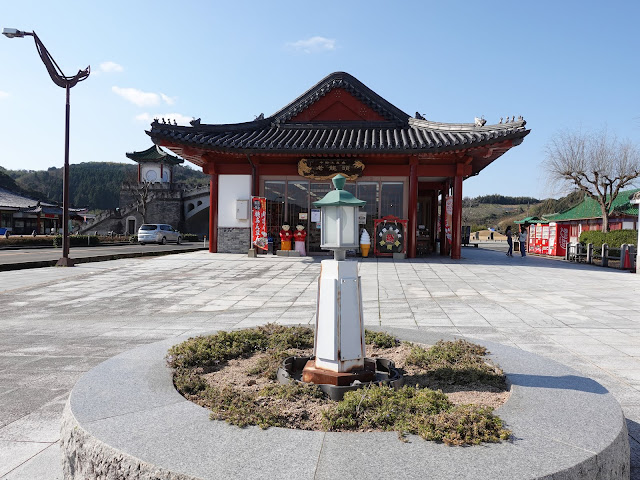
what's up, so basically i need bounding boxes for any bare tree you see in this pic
[122,173,154,224]
[544,129,640,232]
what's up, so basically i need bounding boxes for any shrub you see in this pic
[579,229,637,249]
[166,324,314,370]
[322,385,510,445]
[182,233,199,242]
[0,236,55,247]
[53,235,99,247]
[364,330,398,348]
[405,340,506,388]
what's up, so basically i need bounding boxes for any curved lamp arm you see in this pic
[31,31,90,88]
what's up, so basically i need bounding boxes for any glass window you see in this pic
[340,206,356,245]
[264,181,285,247]
[381,182,403,218]
[287,181,309,231]
[323,206,338,246]
[357,182,379,237]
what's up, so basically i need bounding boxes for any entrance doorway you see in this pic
[263,178,405,255]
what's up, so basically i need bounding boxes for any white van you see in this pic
[138,224,182,245]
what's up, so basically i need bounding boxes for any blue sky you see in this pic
[2,1,639,199]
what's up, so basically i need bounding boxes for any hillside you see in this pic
[1,162,208,210]
[462,191,584,232]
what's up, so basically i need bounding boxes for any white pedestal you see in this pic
[314,259,365,372]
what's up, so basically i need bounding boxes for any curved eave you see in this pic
[147,127,529,157]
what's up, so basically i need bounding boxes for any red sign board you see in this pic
[251,197,268,250]
[44,214,56,218]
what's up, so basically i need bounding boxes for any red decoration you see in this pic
[280,228,293,242]
[373,215,408,257]
[251,197,267,250]
[293,229,307,242]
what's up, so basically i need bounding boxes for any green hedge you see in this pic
[0,236,56,247]
[182,233,199,242]
[53,235,100,247]
[579,229,637,249]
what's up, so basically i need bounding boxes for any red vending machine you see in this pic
[527,225,535,254]
[534,224,543,254]
[541,224,550,254]
[548,222,570,256]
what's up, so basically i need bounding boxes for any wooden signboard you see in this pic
[298,158,365,181]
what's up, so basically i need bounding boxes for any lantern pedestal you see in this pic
[306,259,366,382]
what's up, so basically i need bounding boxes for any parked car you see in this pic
[138,224,182,245]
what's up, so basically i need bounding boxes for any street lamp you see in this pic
[303,174,370,379]
[3,28,90,266]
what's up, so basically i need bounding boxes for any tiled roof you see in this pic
[126,145,183,165]
[544,189,640,221]
[0,187,39,209]
[148,72,529,155]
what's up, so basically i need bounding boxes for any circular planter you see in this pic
[61,327,630,480]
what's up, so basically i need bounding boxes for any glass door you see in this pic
[264,181,285,249]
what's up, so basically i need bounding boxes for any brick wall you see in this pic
[218,227,250,253]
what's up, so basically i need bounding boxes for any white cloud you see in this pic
[0,91,9,100]
[112,87,159,107]
[287,36,336,54]
[112,87,177,107]
[136,112,192,126]
[160,93,176,105]
[100,61,123,73]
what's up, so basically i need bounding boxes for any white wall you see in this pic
[218,175,251,228]
[140,164,169,183]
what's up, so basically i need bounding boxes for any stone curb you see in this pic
[61,328,630,480]
[0,246,208,272]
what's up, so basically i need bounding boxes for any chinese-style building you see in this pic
[148,72,529,258]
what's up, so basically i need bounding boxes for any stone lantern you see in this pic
[302,174,374,384]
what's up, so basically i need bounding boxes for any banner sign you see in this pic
[445,196,453,244]
[251,196,268,250]
[298,158,365,181]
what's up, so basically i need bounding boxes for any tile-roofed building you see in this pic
[0,187,64,235]
[516,189,640,257]
[126,145,183,184]
[147,71,530,258]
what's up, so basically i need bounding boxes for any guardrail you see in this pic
[566,242,636,270]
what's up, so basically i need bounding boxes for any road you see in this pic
[0,242,207,269]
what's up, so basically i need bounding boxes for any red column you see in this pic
[451,166,463,260]
[209,172,218,253]
[160,164,164,182]
[430,190,438,253]
[408,161,418,258]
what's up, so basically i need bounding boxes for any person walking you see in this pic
[505,226,513,257]
[519,226,528,257]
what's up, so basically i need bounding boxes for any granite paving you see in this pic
[0,249,639,478]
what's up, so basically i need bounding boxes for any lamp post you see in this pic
[302,174,373,384]
[3,28,90,266]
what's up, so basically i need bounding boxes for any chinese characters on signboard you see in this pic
[297,158,365,180]
[251,196,268,250]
